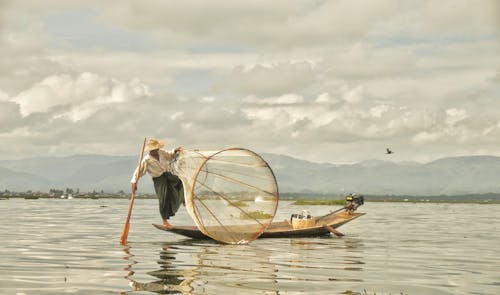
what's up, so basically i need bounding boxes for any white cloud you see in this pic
[170,111,184,120]
[216,62,315,96]
[0,89,9,101]
[200,96,215,103]
[245,94,304,105]
[445,108,468,126]
[0,100,22,132]
[315,93,338,104]
[340,85,365,104]
[0,1,499,162]
[11,72,152,121]
[412,131,441,144]
[370,105,391,118]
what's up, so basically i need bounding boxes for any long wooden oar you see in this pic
[120,137,147,245]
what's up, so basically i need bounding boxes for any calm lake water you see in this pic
[0,199,498,295]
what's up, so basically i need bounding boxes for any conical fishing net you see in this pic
[173,148,279,244]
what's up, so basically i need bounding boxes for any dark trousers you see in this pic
[152,172,184,220]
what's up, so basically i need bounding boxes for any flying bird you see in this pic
[386,148,393,154]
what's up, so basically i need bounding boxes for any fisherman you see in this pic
[131,138,184,228]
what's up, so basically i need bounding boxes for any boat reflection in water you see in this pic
[124,243,198,294]
[123,236,365,294]
[125,242,279,294]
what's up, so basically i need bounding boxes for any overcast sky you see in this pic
[0,0,499,163]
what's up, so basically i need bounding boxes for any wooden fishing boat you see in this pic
[120,145,366,245]
[153,209,365,240]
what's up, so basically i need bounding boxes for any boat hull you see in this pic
[153,211,365,240]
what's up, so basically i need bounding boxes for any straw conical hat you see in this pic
[145,138,164,152]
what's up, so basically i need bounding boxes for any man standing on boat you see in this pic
[131,138,184,228]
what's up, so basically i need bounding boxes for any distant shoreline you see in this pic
[1,194,499,204]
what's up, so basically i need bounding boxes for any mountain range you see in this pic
[1,153,500,196]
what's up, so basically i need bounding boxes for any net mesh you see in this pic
[173,148,279,244]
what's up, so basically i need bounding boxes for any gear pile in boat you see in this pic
[345,193,364,213]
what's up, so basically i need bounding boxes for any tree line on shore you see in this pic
[0,188,157,199]
[1,189,499,203]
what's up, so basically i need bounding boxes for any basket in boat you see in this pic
[291,210,316,229]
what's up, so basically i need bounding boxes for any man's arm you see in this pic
[131,158,148,192]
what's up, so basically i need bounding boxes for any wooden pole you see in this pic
[120,137,147,245]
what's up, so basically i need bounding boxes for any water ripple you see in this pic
[0,199,499,294]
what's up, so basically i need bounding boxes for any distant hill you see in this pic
[261,154,500,196]
[0,155,153,193]
[1,153,500,196]
[0,166,51,190]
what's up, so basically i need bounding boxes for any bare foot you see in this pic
[162,220,173,228]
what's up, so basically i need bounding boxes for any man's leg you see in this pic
[153,174,173,228]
